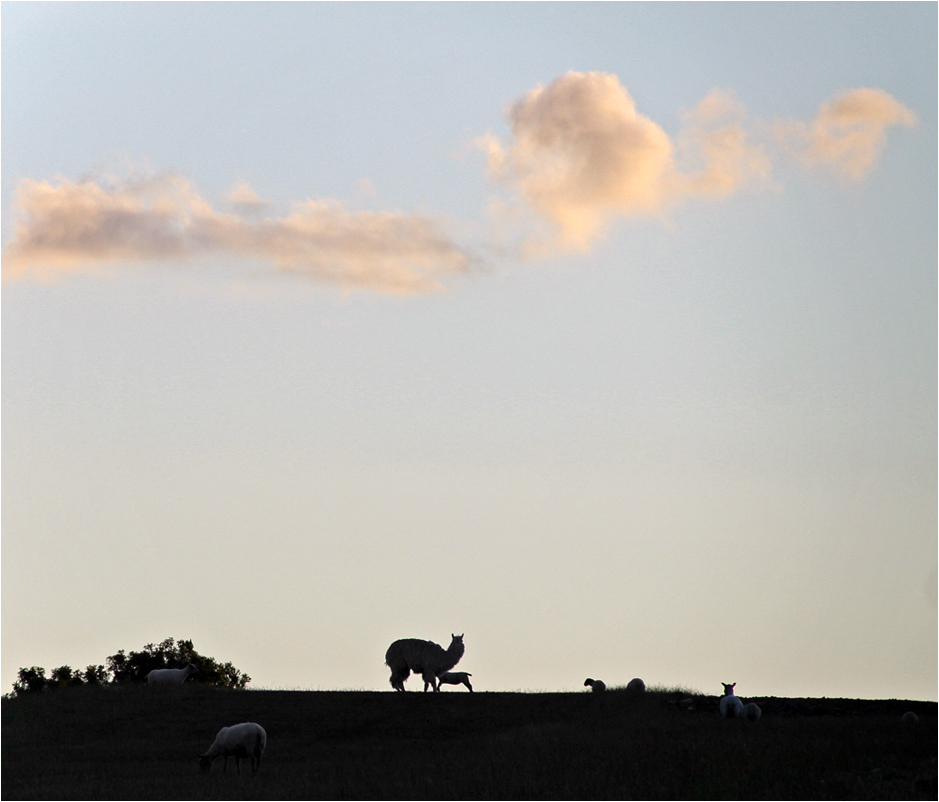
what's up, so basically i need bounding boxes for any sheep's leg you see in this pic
[222,755,229,774]
[465,678,473,692]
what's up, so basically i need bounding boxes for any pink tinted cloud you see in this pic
[776,87,917,180]
[479,72,770,253]
[675,89,771,198]
[480,73,913,254]
[2,173,470,294]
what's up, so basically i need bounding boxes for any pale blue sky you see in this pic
[2,2,936,699]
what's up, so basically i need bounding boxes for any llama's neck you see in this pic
[444,641,464,670]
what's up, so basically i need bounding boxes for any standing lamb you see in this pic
[385,633,464,692]
[719,682,745,718]
[625,677,646,694]
[434,672,474,692]
[146,663,199,686]
[199,722,267,775]
[584,678,606,693]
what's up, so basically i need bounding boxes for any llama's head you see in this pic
[448,633,464,654]
[722,682,736,696]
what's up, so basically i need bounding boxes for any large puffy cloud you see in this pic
[776,87,917,179]
[2,173,470,294]
[480,73,913,254]
[479,72,769,253]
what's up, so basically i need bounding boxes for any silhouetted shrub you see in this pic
[83,664,108,685]
[11,666,48,695]
[9,638,250,696]
[49,666,84,689]
[106,638,250,688]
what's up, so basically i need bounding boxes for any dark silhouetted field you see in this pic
[2,685,935,799]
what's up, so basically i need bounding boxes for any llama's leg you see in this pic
[390,667,408,691]
[423,671,438,692]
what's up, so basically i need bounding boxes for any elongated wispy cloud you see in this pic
[2,173,470,294]
[479,72,913,254]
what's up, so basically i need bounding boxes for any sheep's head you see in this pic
[187,664,200,676]
[584,678,594,687]
[721,682,736,696]
[198,755,213,773]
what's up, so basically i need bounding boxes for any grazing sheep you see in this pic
[199,722,266,775]
[901,711,919,724]
[434,671,473,692]
[742,702,762,721]
[625,677,646,694]
[719,682,745,718]
[146,663,199,686]
[385,634,464,692]
[584,678,606,693]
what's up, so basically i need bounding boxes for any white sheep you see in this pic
[625,677,646,694]
[719,682,744,718]
[199,722,267,775]
[385,634,464,692]
[742,702,762,721]
[584,678,606,693]
[432,671,474,692]
[146,663,199,686]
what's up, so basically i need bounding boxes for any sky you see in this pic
[2,2,936,701]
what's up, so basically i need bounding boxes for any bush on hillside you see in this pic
[9,638,250,696]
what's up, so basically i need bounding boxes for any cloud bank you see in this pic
[2,73,916,285]
[480,72,914,253]
[2,174,470,294]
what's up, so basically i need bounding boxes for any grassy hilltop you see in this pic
[2,685,935,800]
